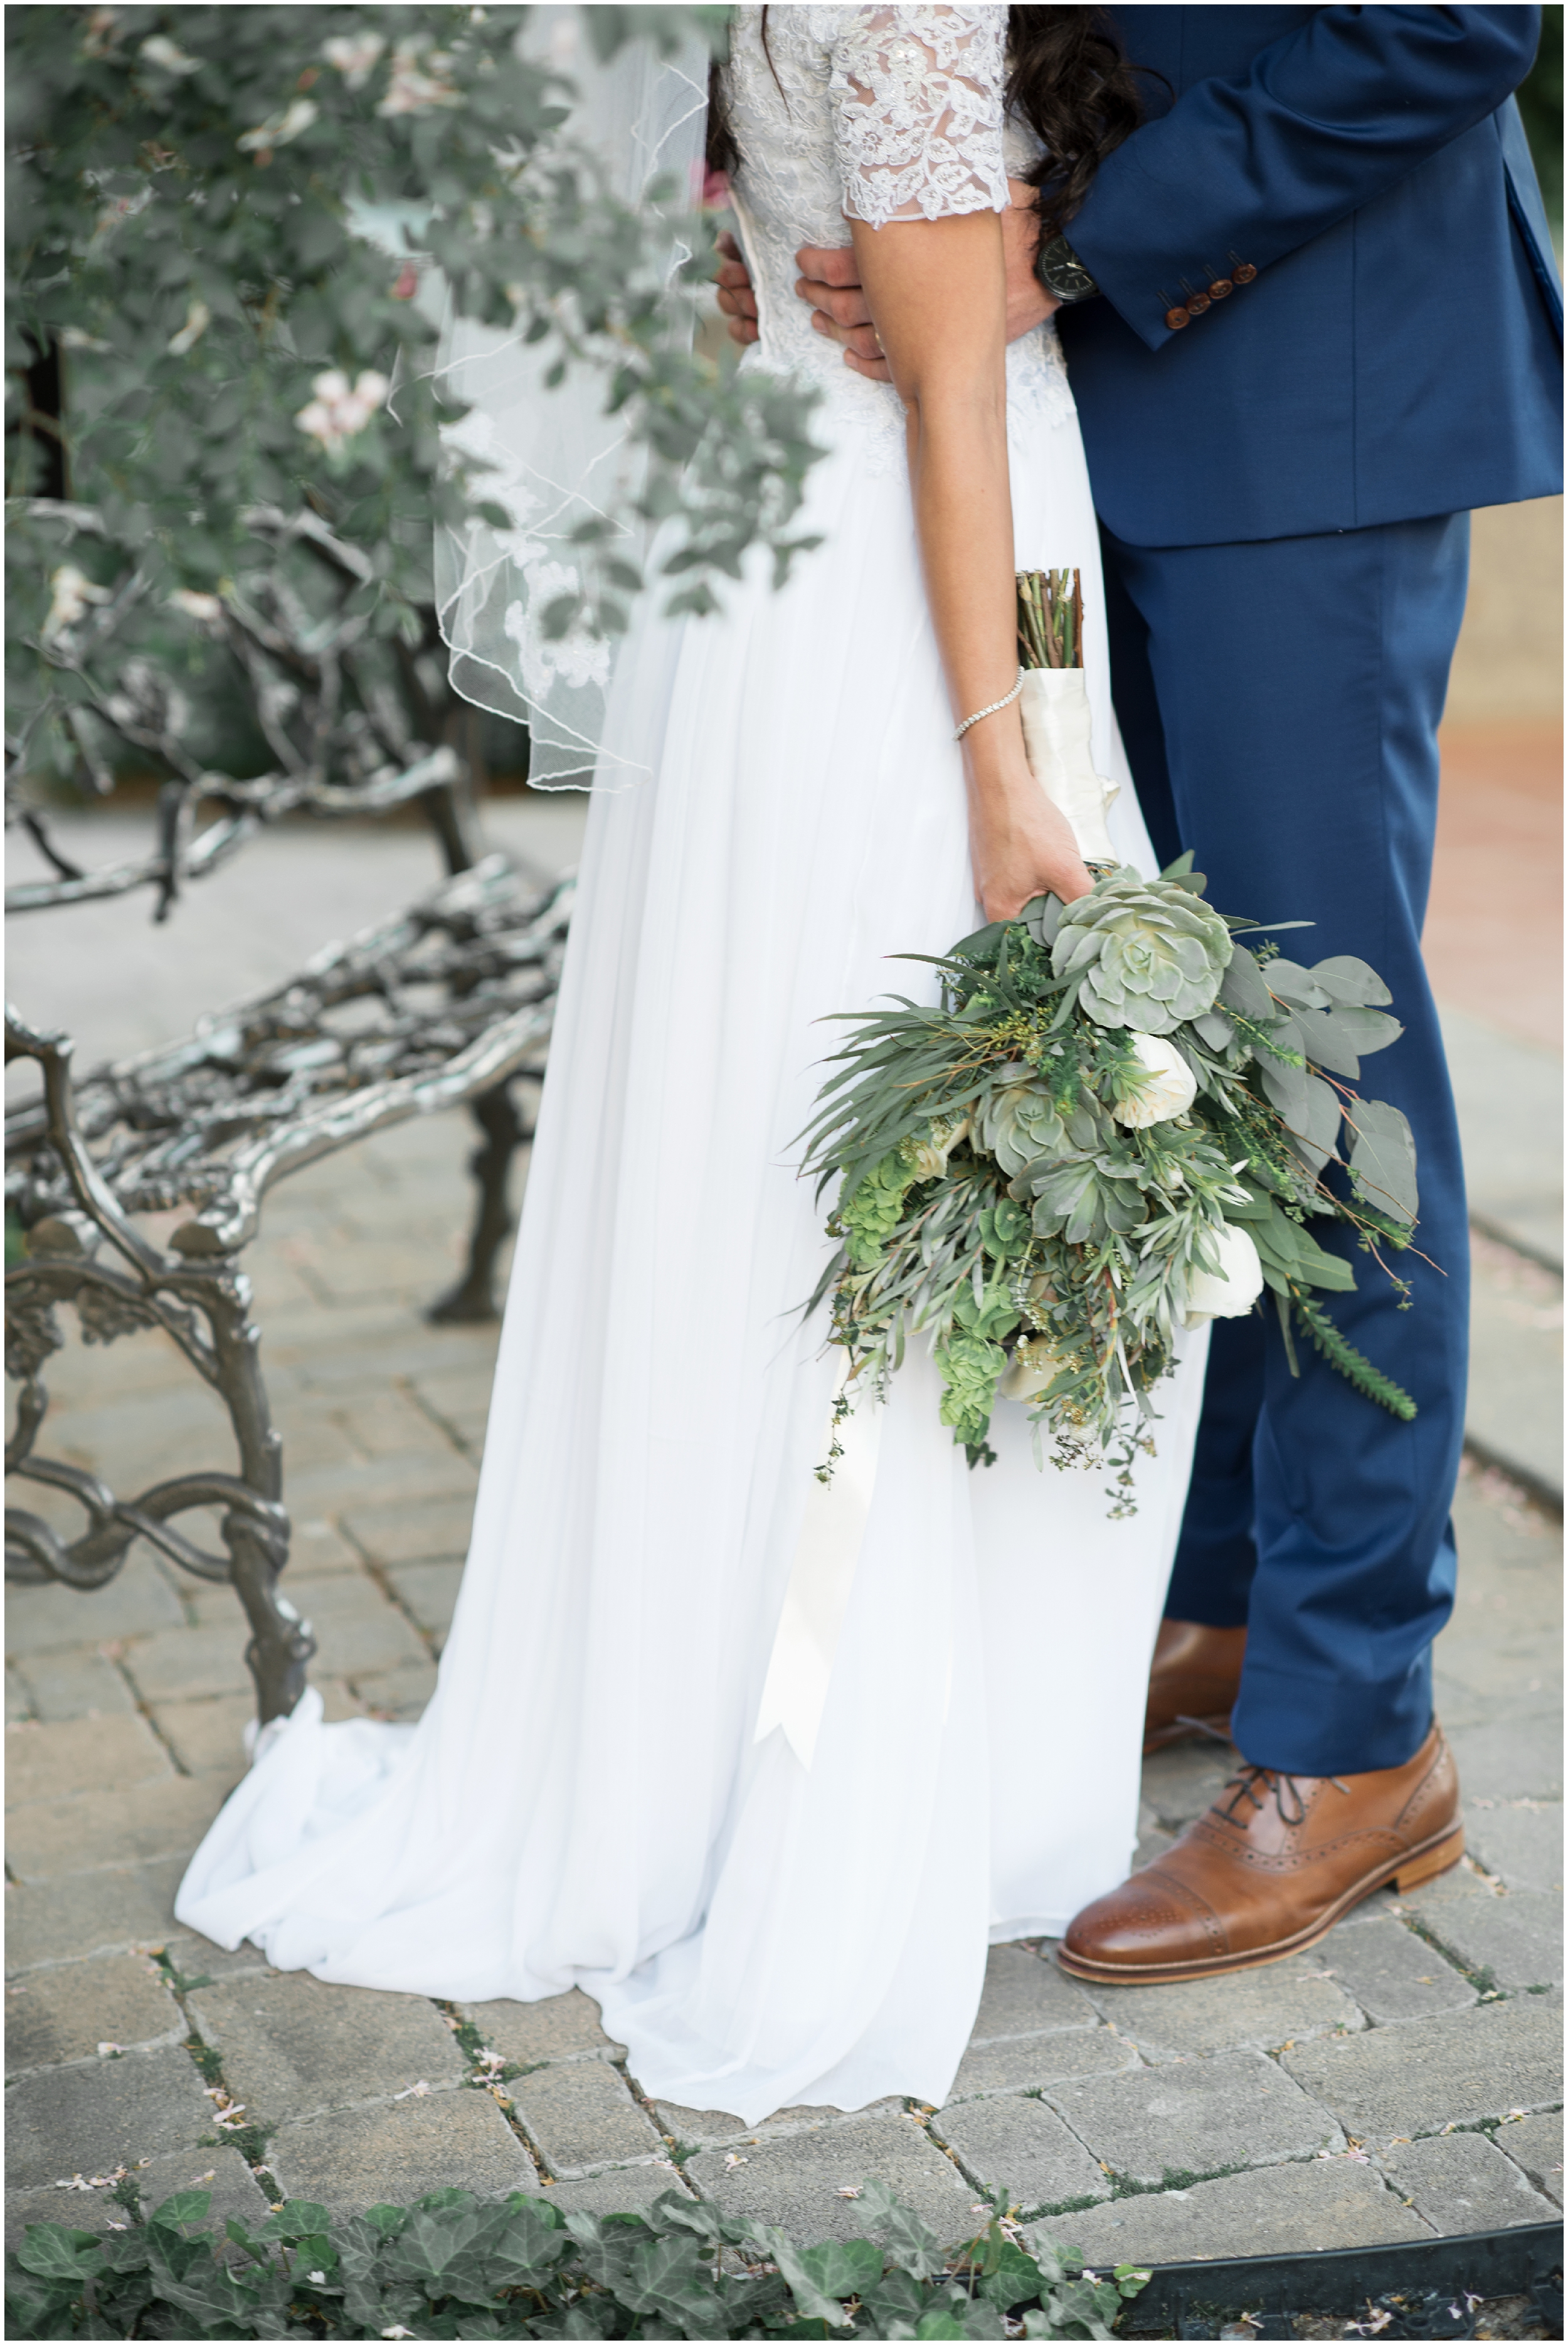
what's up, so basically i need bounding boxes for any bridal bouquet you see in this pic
[800,576,1422,1511]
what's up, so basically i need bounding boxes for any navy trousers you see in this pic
[1101,514,1472,1777]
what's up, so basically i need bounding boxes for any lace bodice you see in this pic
[725,4,1074,464]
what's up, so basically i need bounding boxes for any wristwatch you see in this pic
[1034,233,1099,304]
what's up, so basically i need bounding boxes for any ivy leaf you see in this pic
[796,2237,885,2301]
[147,2190,213,2235]
[381,2201,496,2290]
[485,2199,573,2286]
[850,2178,947,2282]
[976,2238,1053,2307]
[261,2199,332,2241]
[647,2192,729,2245]
[618,2233,733,2336]
[13,2225,103,2281]
[361,2203,410,2237]
[861,2263,928,2324]
[750,2226,852,2327]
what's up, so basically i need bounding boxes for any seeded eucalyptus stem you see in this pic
[1016,568,1083,671]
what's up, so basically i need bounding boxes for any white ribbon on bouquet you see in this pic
[754,1365,884,1772]
[1019,666,1120,867]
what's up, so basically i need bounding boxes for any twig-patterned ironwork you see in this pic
[6,494,571,1722]
[6,860,571,1720]
[7,500,487,921]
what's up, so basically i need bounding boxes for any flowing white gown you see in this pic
[177,6,1208,2125]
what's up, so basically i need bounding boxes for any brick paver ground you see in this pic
[7,636,1562,2270]
[5,1103,1561,2263]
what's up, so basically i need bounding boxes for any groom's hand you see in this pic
[715,231,759,344]
[798,181,1059,383]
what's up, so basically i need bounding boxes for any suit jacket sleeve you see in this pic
[1067,6,1543,351]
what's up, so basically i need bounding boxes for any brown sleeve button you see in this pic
[1232,262,1258,284]
[1165,306,1191,330]
[1187,291,1212,316]
[1208,278,1234,299]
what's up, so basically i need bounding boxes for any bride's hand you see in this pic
[967,755,1094,920]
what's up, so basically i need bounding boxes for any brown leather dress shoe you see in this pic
[1061,1721,1463,1984]
[1143,1619,1248,1755]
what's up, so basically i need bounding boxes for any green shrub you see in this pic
[6,2174,1149,2340]
[6,6,820,827]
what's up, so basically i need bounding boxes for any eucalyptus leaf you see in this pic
[1217,946,1277,1021]
[1325,1005,1403,1059]
[1263,958,1332,1009]
[1292,1006,1364,1078]
[1348,1098,1419,1225]
[1192,1007,1236,1050]
[1257,1054,1311,1119]
[1279,1072,1344,1176]
[1311,954,1394,1008]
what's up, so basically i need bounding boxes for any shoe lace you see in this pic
[1214,1764,1350,1830]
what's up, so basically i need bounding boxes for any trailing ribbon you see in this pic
[754,1373,883,1771]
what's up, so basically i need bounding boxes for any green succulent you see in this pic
[935,1279,1019,1449]
[839,1151,916,1269]
[1054,869,1232,1036]
[974,1074,1066,1179]
[936,1329,1009,1447]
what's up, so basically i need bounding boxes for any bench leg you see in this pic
[225,1506,316,1726]
[427,1082,529,1325]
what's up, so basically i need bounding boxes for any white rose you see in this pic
[904,1114,969,1181]
[1184,1223,1264,1327]
[1112,1031,1197,1127]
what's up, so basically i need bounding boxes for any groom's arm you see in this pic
[1071,5,1542,352]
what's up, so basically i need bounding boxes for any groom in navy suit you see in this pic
[721,7,1562,1977]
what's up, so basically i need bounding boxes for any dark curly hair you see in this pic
[707,8,1152,240]
[1007,6,1150,240]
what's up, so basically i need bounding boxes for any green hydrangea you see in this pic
[1054,870,1232,1036]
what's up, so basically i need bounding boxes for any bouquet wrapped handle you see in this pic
[1019,667,1120,868]
[1015,567,1119,868]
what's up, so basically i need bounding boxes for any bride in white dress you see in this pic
[177,4,1207,2126]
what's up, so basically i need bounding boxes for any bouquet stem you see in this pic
[1015,567,1117,866]
[1016,568,1084,671]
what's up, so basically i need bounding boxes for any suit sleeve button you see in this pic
[1232,262,1258,284]
[1187,291,1212,316]
[1165,306,1191,329]
[1208,278,1234,299]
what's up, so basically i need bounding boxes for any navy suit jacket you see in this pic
[1057,6,1564,545]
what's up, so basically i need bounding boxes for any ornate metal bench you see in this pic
[6,858,570,1723]
[6,500,569,1723]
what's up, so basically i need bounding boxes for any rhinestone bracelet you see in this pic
[952,668,1025,743]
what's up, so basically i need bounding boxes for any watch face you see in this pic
[1040,238,1096,300]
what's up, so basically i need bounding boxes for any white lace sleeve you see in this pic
[829,6,1009,228]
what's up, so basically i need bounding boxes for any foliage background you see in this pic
[5,4,820,824]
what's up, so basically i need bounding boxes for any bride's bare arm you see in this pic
[849,210,1092,917]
